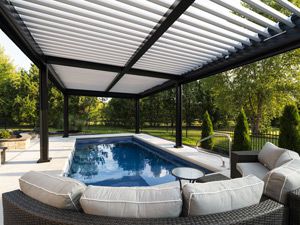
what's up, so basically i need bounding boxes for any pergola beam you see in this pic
[65,89,139,99]
[45,56,179,80]
[105,0,195,92]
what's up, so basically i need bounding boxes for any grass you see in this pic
[68,126,198,146]
[141,127,200,146]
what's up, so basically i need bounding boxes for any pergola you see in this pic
[1,0,300,163]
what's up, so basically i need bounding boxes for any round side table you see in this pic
[171,167,204,190]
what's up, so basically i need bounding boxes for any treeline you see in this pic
[1,46,300,134]
[104,82,218,129]
[0,47,104,130]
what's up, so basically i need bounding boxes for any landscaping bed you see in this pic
[0,130,31,149]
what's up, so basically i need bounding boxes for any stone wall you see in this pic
[0,133,31,149]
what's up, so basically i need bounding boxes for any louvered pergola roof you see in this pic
[1,0,300,98]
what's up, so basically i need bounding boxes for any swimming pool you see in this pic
[67,136,211,186]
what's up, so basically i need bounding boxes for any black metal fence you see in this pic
[250,130,279,150]
[213,129,279,154]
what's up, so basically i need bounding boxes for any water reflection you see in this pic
[68,141,179,186]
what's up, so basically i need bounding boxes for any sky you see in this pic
[0,29,32,71]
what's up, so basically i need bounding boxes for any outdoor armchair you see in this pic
[231,150,300,225]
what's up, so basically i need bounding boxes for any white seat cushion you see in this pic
[236,162,269,180]
[263,159,300,204]
[182,175,264,216]
[80,185,182,218]
[19,171,86,211]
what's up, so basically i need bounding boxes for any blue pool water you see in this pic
[67,137,210,186]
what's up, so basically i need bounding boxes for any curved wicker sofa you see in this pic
[3,190,287,225]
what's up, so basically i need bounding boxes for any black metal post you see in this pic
[175,83,182,148]
[135,98,140,134]
[63,94,69,138]
[38,65,50,163]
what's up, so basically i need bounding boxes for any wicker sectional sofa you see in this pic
[3,171,298,225]
[3,186,289,225]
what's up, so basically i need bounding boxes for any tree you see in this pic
[232,109,251,151]
[0,46,18,127]
[183,82,198,137]
[204,48,300,134]
[104,98,135,128]
[201,111,214,150]
[278,105,300,152]
[12,66,39,126]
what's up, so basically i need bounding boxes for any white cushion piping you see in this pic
[68,193,80,211]
[80,197,181,204]
[188,194,193,216]
[87,186,180,191]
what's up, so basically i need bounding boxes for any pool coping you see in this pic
[133,134,229,173]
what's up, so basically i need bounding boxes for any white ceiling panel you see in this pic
[111,74,168,94]
[11,0,175,67]
[52,65,117,91]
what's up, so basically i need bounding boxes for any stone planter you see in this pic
[0,133,31,149]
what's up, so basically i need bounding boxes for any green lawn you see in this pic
[141,127,200,146]
[81,126,215,148]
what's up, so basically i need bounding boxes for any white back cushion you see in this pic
[80,185,182,218]
[19,171,86,211]
[182,175,264,216]
[263,159,300,204]
[258,142,286,170]
[275,150,299,168]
